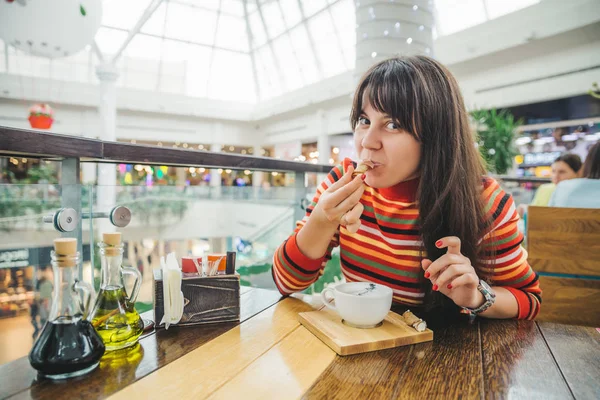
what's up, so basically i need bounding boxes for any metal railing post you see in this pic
[60,157,83,280]
[294,172,307,231]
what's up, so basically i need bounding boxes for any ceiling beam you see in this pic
[92,40,105,62]
[276,0,306,87]
[256,0,287,93]
[101,24,249,55]
[110,0,165,64]
[326,6,349,70]
[296,0,324,80]
[251,0,342,54]
[244,0,261,101]
[205,0,224,96]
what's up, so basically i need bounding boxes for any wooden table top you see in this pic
[1,287,598,400]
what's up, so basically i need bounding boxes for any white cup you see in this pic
[321,282,393,328]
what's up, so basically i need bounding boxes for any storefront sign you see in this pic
[516,151,561,168]
[0,245,91,269]
[0,249,30,268]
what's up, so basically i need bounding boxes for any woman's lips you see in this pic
[361,160,382,168]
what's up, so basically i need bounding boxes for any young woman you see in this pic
[517,153,582,218]
[549,141,600,208]
[550,153,583,185]
[272,56,541,320]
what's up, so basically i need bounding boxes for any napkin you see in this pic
[159,252,184,329]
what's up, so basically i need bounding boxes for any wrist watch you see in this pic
[462,280,496,322]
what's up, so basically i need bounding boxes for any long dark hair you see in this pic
[583,142,600,179]
[554,153,582,173]
[350,56,491,311]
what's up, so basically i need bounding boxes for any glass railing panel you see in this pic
[0,183,95,365]
[0,176,364,366]
[87,184,304,311]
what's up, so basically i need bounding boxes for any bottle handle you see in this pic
[74,280,93,319]
[121,265,142,304]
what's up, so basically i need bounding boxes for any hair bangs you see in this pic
[351,60,420,139]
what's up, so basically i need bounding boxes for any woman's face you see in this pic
[354,100,421,188]
[551,161,578,184]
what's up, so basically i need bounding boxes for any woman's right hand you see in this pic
[312,165,366,233]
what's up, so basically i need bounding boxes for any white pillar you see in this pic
[252,144,264,188]
[209,237,226,254]
[176,167,187,186]
[318,134,330,166]
[355,0,435,80]
[316,109,331,183]
[316,109,329,165]
[95,63,119,235]
[210,144,222,199]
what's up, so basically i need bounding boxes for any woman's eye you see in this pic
[358,117,369,126]
[386,121,400,130]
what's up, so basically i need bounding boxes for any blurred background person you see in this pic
[549,142,600,208]
[518,153,582,216]
[36,266,53,334]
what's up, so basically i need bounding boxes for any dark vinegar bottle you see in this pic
[29,238,105,379]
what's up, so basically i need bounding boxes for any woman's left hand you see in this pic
[421,236,484,309]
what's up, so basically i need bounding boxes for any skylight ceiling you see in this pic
[0,0,540,104]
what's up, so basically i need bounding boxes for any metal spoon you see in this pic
[356,283,376,296]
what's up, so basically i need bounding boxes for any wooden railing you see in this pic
[0,126,330,173]
[493,175,551,183]
[1,126,331,275]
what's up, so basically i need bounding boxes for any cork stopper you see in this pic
[54,238,77,255]
[103,232,122,246]
[103,232,122,256]
[53,238,77,267]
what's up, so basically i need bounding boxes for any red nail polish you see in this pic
[447,284,452,289]
[435,240,443,248]
[432,284,438,291]
[361,174,366,180]
[424,271,430,278]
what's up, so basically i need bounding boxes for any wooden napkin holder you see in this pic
[153,270,240,328]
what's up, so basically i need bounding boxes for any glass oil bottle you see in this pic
[89,232,143,351]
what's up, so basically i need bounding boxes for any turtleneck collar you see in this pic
[376,177,420,203]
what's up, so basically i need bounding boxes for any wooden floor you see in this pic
[1,288,599,400]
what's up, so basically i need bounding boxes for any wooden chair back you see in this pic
[527,206,600,326]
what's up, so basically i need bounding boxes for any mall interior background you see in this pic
[0,0,599,364]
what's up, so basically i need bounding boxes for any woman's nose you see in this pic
[361,127,381,150]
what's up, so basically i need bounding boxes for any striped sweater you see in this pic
[272,158,542,320]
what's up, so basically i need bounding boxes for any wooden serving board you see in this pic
[298,308,433,356]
